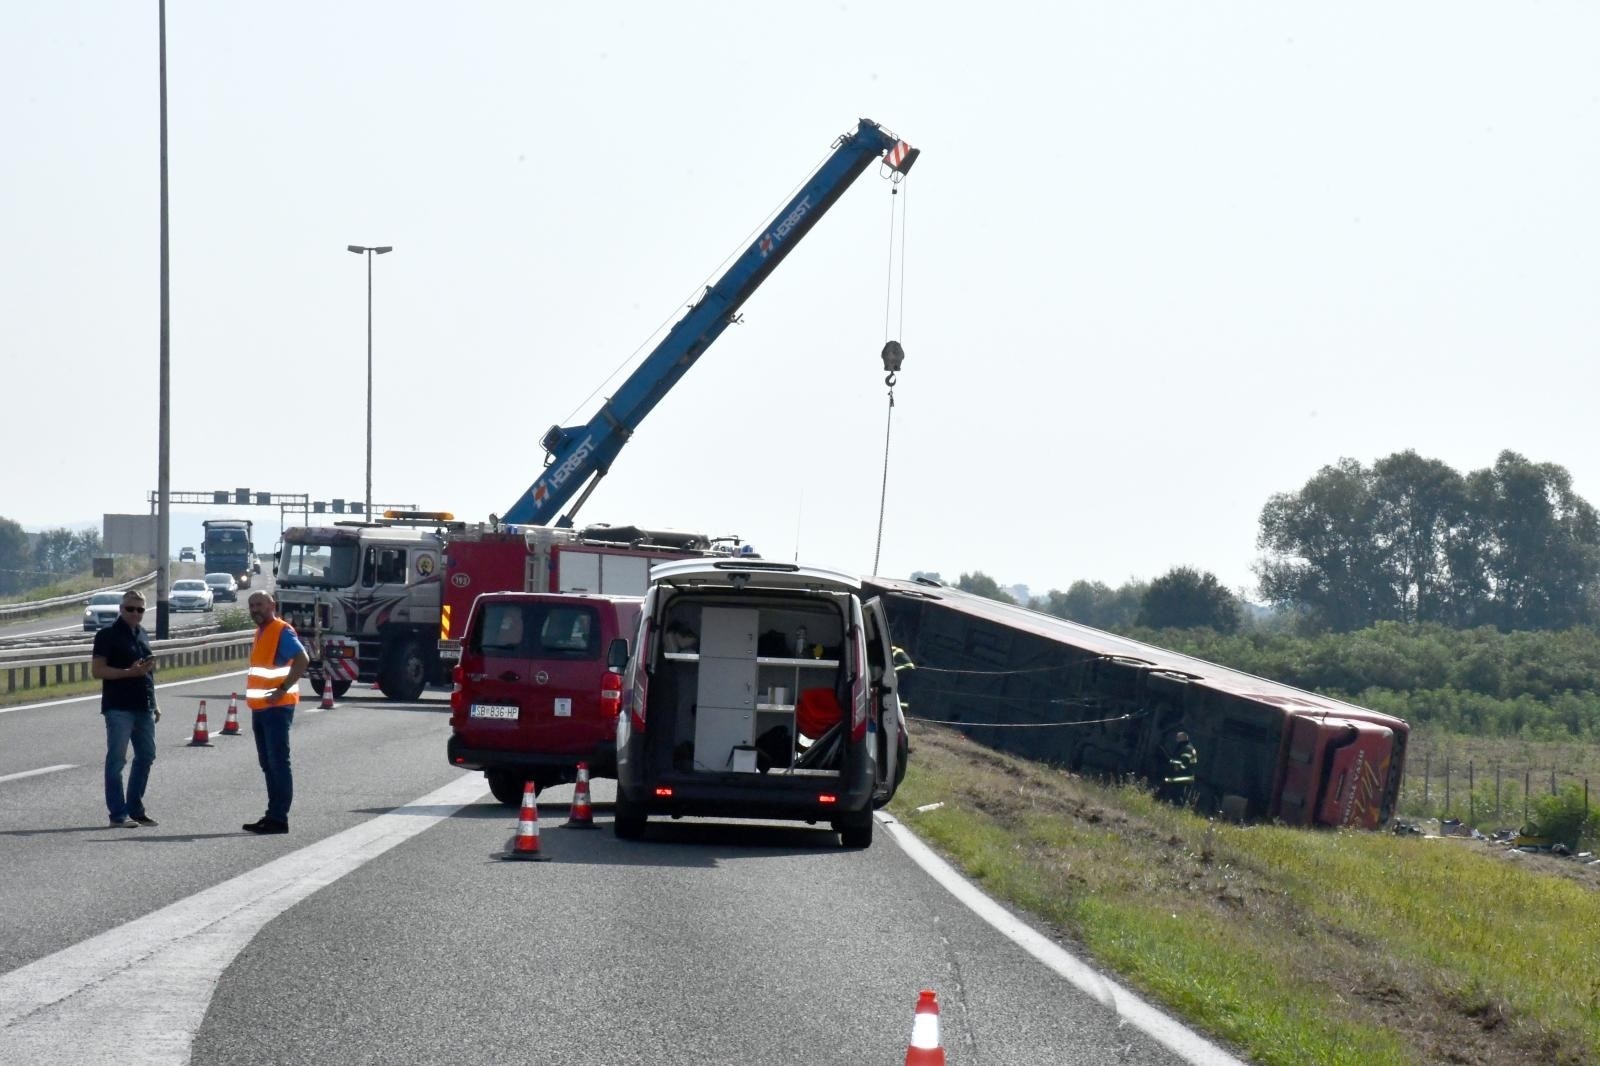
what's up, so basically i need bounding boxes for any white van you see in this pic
[613,559,907,847]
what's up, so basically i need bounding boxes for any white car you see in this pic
[170,579,214,612]
[83,591,126,631]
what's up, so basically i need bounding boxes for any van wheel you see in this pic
[380,639,428,702]
[834,812,874,849]
[487,770,532,807]
[613,792,646,840]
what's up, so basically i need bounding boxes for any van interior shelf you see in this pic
[664,651,838,668]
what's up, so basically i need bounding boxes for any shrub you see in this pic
[1524,783,1598,848]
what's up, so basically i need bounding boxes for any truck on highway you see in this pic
[274,513,716,702]
[273,514,452,702]
[201,519,254,588]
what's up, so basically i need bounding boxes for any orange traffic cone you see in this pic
[220,694,241,736]
[187,701,214,747]
[562,762,596,829]
[498,781,549,861]
[320,683,335,710]
[905,989,945,1066]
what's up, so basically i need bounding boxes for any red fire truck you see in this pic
[436,523,727,664]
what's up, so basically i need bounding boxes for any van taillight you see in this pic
[449,665,465,715]
[600,669,624,719]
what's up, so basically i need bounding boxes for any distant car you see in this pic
[178,547,197,562]
[170,579,214,613]
[83,591,126,631]
[203,572,239,603]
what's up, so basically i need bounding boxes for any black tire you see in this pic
[380,639,428,702]
[487,770,531,807]
[834,811,874,849]
[332,679,352,698]
[613,790,646,840]
[310,678,325,697]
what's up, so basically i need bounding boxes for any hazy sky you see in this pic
[4,3,1597,598]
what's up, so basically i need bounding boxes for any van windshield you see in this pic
[473,602,600,660]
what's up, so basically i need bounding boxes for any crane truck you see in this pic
[276,118,919,702]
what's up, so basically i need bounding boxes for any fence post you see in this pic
[1552,767,1557,796]
[1525,769,1531,826]
[1424,754,1430,804]
[1445,755,1452,815]
[1495,762,1501,820]
[1469,760,1475,824]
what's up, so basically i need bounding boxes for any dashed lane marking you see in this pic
[0,765,76,784]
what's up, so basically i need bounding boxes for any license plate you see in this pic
[469,703,520,720]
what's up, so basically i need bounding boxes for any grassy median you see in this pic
[887,724,1600,1066]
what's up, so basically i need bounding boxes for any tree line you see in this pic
[960,447,1600,637]
[0,516,102,596]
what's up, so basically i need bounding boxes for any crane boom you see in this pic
[502,117,919,527]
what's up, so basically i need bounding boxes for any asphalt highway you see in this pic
[0,670,1243,1065]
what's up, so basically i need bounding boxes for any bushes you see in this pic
[1126,623,1600,740]
[1524,784,1599,848]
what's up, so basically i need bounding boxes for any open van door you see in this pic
[863,596,907,807]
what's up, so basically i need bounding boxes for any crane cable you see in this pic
[872,181,909,575]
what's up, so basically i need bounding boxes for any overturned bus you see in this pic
[864,577,1408,829]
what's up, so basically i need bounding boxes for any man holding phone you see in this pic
[90,589,160,827]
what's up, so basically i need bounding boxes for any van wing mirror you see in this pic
[607,637,630,671]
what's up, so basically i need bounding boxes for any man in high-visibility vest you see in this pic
[244,591,310,834]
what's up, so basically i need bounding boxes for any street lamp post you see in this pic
[347,244,392,519]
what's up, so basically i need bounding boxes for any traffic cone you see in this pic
[220,694,241,735]
[562,762,596,829]
[498,781,549,861]
[187,701,214,747]
[320,683,335,710]
[905,989,945,1066]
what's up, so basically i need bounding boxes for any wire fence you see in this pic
[1399,755,1591,830]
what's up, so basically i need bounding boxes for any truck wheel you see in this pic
[487,770,532,807]
[309,679,354,698]
[613,791,646,840]
[380,639,427,702]
[834,811,874,849]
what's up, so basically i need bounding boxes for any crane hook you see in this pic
[881,340,904,389]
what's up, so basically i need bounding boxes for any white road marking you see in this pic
[0,774,489,1064]
[0,670,250,715]
[0,765,75,784]
[878,812,1248,1066]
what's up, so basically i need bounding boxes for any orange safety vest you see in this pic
[247,617,300,710]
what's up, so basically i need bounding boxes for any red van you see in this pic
[447,592,641,806]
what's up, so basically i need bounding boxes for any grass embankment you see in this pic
[0,558,155,605]
[888,725,1600,1066]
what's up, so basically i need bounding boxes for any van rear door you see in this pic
[863,596,906,806]
[462,598,610,757]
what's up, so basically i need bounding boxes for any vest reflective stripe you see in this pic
[247,618,300,710]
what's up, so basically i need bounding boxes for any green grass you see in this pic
[889,726,1600,1066]
[0,559,154,605]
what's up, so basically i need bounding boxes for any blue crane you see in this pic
[502,118,919,527]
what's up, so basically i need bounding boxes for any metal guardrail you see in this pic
[2,628,253,697]
[0,572,159,620]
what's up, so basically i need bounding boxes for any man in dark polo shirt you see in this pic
[90,589,160,827]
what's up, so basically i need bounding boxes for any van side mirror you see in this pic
[607,637,630,671]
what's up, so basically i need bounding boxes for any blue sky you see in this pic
[4,3,1597,597]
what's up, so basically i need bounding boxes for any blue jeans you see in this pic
[251,707,294,822]
[104,709,156,821]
